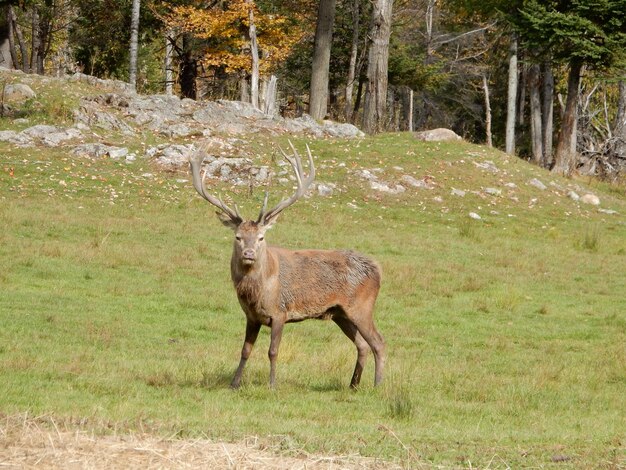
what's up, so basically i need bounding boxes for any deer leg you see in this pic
[268,319,285,389]
[333,316,370,389]
[352,319,386,387]
[230,320,261,389]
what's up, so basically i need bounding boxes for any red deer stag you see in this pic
[189,142,385,389]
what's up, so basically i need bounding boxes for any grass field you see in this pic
[1,76,625,468]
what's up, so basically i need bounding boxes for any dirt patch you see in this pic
[0,415,399,469]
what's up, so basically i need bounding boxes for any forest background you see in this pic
[1,0,626,180]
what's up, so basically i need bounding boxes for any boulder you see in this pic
[3,83,36,103]
[72,143,129,159]
[580,193,600,206]
[529,178,547,191]
[413,128,462,141]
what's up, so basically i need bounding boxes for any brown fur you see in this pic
[226,222,385,389]
[189,144,385,389]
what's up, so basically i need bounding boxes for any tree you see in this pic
[164,0,301,101]
[309,0,336,120]
[362,0,393,134]
[129,0,140,90]
[505,34,517,155]
[514,0,626,175]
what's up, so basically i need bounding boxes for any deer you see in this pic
[189,142,385,389]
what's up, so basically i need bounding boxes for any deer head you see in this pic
[189,142,315,267]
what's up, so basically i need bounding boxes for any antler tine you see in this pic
[189,146,242,222]
[256,191,270,224]
[259,141,315,224]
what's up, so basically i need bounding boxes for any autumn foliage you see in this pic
[164,0,303,75]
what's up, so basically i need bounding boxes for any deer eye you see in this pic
[235,236,242,241]
[258,236,264,242]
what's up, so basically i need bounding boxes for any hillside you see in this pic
[1,68,625,468]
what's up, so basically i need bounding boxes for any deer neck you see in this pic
[231,247,276,285]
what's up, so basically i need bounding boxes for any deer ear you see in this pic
[216,211,241,230]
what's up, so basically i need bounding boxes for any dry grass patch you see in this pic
[0,414,400,469]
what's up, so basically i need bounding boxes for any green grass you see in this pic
[1,75,625,468]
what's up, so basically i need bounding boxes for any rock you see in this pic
[160,123,201,138]
[74,107,135,135]
[413,128,462,141]
[567,190,580,201]
[484,187,501,196]
[529,178,547,190]
[149,144,195,168]
[21,124,59,138]
[451,188,466,197]
[108,147,129,159]
[504,182,517,188]
[370,181,405,194]
[400,174,433,189]
[0,130,18,142]
[9,124,82,147]
[316,183,335,197]
[473,160,499,173]
[469,212,482,220]
[0,129,31,146]
[41,128,82,147]
[598,208,617,215]
[356,169,378,181]
[322,121,365,138]
[69,72,135,94]
[580,193,600,205]
[72,143,129,159]
[3,83,36,102]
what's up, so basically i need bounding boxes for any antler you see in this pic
[189,146,242,223]
[257,141,315,225]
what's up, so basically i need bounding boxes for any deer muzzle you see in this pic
[242,249,256,264]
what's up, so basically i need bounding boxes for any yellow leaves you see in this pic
[163,0,303,74]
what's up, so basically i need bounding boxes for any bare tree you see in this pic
[541,62,554,168]
[188,143,385,389]
[344,0,360,122]
[505,34,518,155]
[483,74,492,147]
[129,0,140,90]
[529,63,543,163]
[553,61,583,175]
[362,0,393,134]
[0,7,14,68]
[309,0,336,120]
[247,0,259,109]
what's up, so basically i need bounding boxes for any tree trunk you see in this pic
[309,0,336,120]
[264,75,277,115]
[5,5,18,68]
[240,73,250,102]
[529,64,543,164]
[612,79,626,157]
[483,74,492,147]
[362,0,393,134]
[505,34,518,155]
[344,0,359,122]
[552,61,582,175]
[541,62,554,168]
[9,6,28,72]
[30,6,40,73]
[248,2,259,109]
[1,7,14,69]
[179,33,197,100]
[517,64,527,126]
[129,0,140,90]
[165,31,173,95]
[353,74,365,117]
